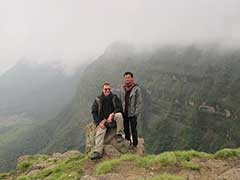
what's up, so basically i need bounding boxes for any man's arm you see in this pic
[105,95,121,123]
[113,95,123,114]
[135,87,143,118]
[91,99,101,125]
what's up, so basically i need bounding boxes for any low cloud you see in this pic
[0,0,240,72]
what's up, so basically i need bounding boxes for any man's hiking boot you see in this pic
[90,151,102,160]
[129,145,137,153]
[116,134,124,143]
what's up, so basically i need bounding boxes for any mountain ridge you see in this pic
[1,42,240,173]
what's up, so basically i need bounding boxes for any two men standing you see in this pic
[90,72,142,160]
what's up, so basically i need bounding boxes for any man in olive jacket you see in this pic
[90,82,124,160]
[119,72,143,150]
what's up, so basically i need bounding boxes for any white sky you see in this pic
[0,0,240,73]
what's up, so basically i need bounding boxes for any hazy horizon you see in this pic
[1,0,240,74]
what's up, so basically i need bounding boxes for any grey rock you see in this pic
[85,123,97,153]
[103,145,122,157]
[85,122,145,157]
[31,162,49,170]
[61,150,82,160]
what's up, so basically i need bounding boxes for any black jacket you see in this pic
[91,92,122,125]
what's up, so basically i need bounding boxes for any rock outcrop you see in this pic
[2,148,240,180]
[85,123,144,157]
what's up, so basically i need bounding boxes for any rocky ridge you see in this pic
[1,148,240,180]
[1,123,240,180]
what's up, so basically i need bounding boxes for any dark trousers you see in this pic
[123,114,138,146]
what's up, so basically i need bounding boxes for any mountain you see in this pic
[0,60,80,119]
[0,60,84,172]
[2,42,240,173]
[49,42,240,155]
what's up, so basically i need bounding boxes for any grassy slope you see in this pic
[1,148,240,180]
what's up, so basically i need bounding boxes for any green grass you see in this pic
[96,159,121,175]
[16,154,50,172]
[136,173,185,180]
[55,171,80,180]
[95,150,209,174]
[174,150,212,161]
[96,154,145,175]
[8,147,240,179]
[16,161,33,172]
[214,148,240,159]
[28,156,85,180]
[155,152,177,166]
[29,169,53,180]
[0,173,9,179]
[28,154,49,161]
[135,155,157,168]
[181,161,200,170]
[16,176,29,180]
[13,153,87,180]
[120,154,139,161]
[135,150,209,169]
[135,152,177,168]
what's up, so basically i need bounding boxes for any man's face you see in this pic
[102,85,111,96]
[124,74,133,84]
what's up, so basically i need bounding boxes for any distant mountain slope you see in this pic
[48,42,240,155]
[0,60,84,172]
[0,60,81,119]
[2,43,240,173]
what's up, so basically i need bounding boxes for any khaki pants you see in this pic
[94,112,124,154]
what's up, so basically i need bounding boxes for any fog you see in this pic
[1,0,240,73]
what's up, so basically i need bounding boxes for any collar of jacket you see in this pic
[100,92,113,99]
[122,84,139,97]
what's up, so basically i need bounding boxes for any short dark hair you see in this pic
[124,72,133,77]
[102,82,110,88]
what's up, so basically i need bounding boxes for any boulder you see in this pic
[85,123,96,153]
[103,145,122,157]
[85,122,144,157]
[103,127,129,154]
[17,155,29,164]
[61,150,82,160]
[31,162,50,170]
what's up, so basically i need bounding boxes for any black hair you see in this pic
[123,72,133,77]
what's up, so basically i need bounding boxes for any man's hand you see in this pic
[99,120,105,129]
[107,113,114,123]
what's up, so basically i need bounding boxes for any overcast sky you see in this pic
[1,0,240,74]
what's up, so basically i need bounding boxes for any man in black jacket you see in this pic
[90,82,124,160]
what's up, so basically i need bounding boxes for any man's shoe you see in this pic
[90,151,102,160]
[116,134,124,143]
[132,145,137,152]
[128,144,133,150]
[129,145,137,153]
